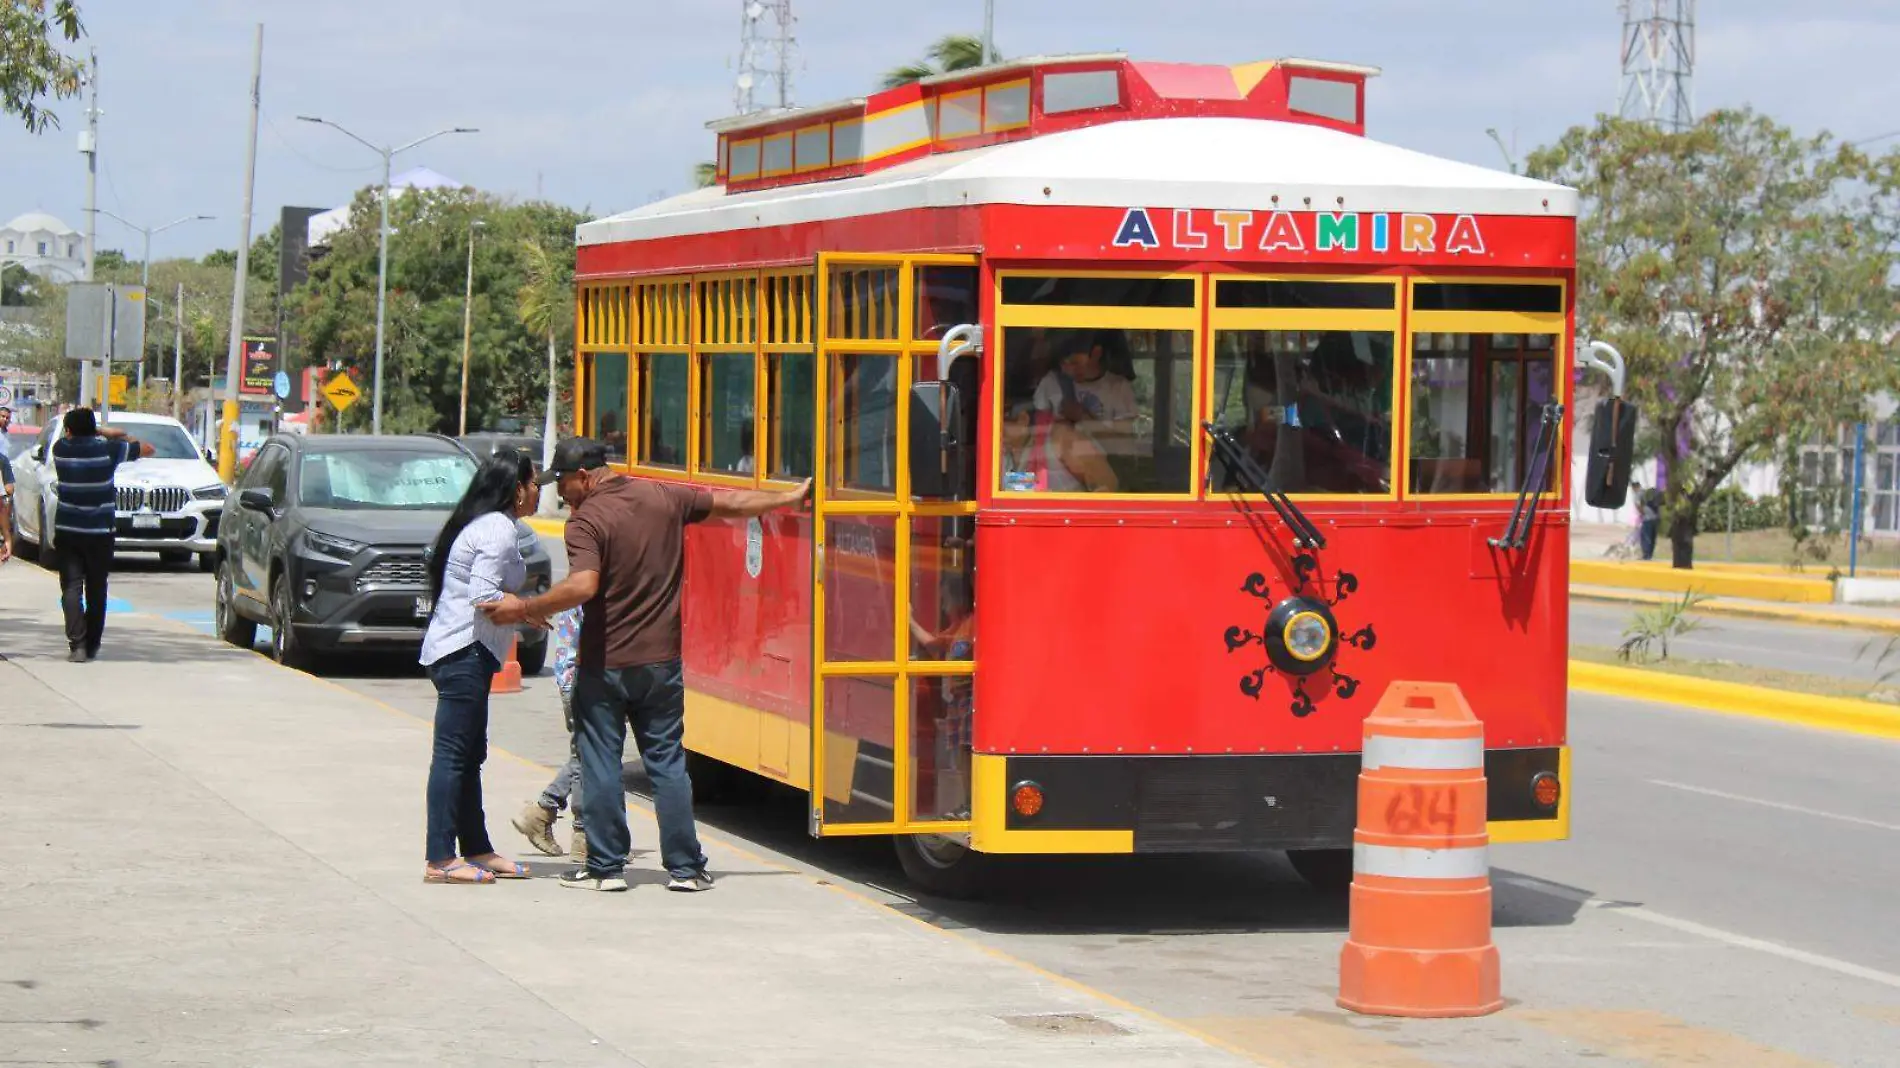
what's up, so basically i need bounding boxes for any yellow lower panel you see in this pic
[967,753,1134,855]
[682,688,810,792]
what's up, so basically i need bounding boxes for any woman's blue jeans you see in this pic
[425,642,501,862]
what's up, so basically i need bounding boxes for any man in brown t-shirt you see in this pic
[483,437,809,892]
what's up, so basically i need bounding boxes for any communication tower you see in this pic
[1618,0,1695,132]
[735,0,797,114]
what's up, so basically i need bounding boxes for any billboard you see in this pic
[240,336,277,395]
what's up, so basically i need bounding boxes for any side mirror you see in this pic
[908,381,971,501]
[238,488,276,516]
[1583,396,1639,509]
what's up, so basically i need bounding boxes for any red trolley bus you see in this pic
[573,53,1608,894]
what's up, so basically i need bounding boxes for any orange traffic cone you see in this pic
[1337,681,1501,1018]
[491,634,523,695]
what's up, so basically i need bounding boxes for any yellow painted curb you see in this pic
[1571,586,1900,634]
[1570,559,1833,603]
[523,515,567,537]
[1690,560,1900,580]
[1569,660,1900,741]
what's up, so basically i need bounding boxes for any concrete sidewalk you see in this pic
[0,564,1239,1068]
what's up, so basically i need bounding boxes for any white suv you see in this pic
[10,412,229,571]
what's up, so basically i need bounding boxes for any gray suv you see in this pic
[213,433,551,672]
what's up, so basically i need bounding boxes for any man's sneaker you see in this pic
[66,647,87,663]
[556,868,627,892]
[511,802,562,857]
[569,825,588,864]
[666,871,715,893]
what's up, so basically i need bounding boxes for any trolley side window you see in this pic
[763,270,816,480]
[1406,281,1564,495]
[589,353,631,463]
[1208,278,1398,496]
[696,276,760,477]
[998,274,1198,496]
[634,279,692,470]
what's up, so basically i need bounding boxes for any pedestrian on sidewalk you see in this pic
[512,604,588,860]
[1638,481,1663,561]
[483,437,810,893]
[51,408,153,661]
[419,449,540,886]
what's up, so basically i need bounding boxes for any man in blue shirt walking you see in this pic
[51,408,152,662]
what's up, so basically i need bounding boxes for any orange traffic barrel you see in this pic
[1337,680,1501,1018]
[491,634,524,695]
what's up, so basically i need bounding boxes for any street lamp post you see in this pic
[1485,128,1519,175]
[296,116,478,434]
[458,218,485,436]
[91,209,214,396]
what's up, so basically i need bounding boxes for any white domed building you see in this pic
[0,211,85,281]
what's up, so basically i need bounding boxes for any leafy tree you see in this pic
[294,186,585,436]
[1529,110,1900,569]
[91,247,124,272]
[2,0,84,133]
[881,33,991,89]
[694,161,718,188]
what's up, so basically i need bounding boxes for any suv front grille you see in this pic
[358,555,427,589]
[118,486,190,513]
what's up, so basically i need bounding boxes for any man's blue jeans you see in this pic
[573,659,707,879]
[424,642,500,862]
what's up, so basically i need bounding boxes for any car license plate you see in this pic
[415,596,433,617]
[132,513,161,530]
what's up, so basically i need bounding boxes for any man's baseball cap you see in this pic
[536,437,610,485]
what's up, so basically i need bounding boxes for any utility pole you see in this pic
[220,24,263,485]
[173,282,184,421]
[457,219,484,435]
[982,0,995,65]
[79,47,98,409]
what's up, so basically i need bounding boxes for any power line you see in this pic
[262,107,381,175]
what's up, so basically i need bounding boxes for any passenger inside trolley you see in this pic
[1000,398,1117,493]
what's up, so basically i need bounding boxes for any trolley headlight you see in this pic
[1265,596,1338,676]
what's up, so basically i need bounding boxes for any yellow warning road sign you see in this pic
[322,373,361,411]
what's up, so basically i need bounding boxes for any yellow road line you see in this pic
[1514,1009,1830,1067]
[522,515,567,537]
[1569,660,1900,742]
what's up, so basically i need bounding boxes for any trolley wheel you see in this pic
[1286,847,1355,893]
[893,832,993,900]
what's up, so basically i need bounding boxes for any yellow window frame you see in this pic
[991,269,1205,503]
[1401,275,1570,503]
[1205,272,1404,503]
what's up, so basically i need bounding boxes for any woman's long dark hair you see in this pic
[428,449,533,603]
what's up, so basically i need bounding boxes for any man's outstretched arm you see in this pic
[708,478,812,519]
[482,569,598,627]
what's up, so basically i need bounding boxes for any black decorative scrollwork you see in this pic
[1221,558,1380,719]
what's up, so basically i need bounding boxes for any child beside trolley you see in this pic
[513,606,588,861]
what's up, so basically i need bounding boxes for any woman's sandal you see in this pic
[424,859,495,885]
[464,853,529,879]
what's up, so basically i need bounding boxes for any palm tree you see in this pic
[693,161,718,188]
[881,34,992,90]
[517,237,574,513]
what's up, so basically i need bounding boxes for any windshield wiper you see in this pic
[1203,422,1326,549]
[1491,402,1563,551]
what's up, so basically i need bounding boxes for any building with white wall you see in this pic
[0,212,85,281]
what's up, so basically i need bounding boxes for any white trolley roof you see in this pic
[578,117,1576,248]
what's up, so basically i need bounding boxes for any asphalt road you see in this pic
[1571,598,1896,684]
[81,550,1900,1065]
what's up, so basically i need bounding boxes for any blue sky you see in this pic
[3,0,1897,260]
